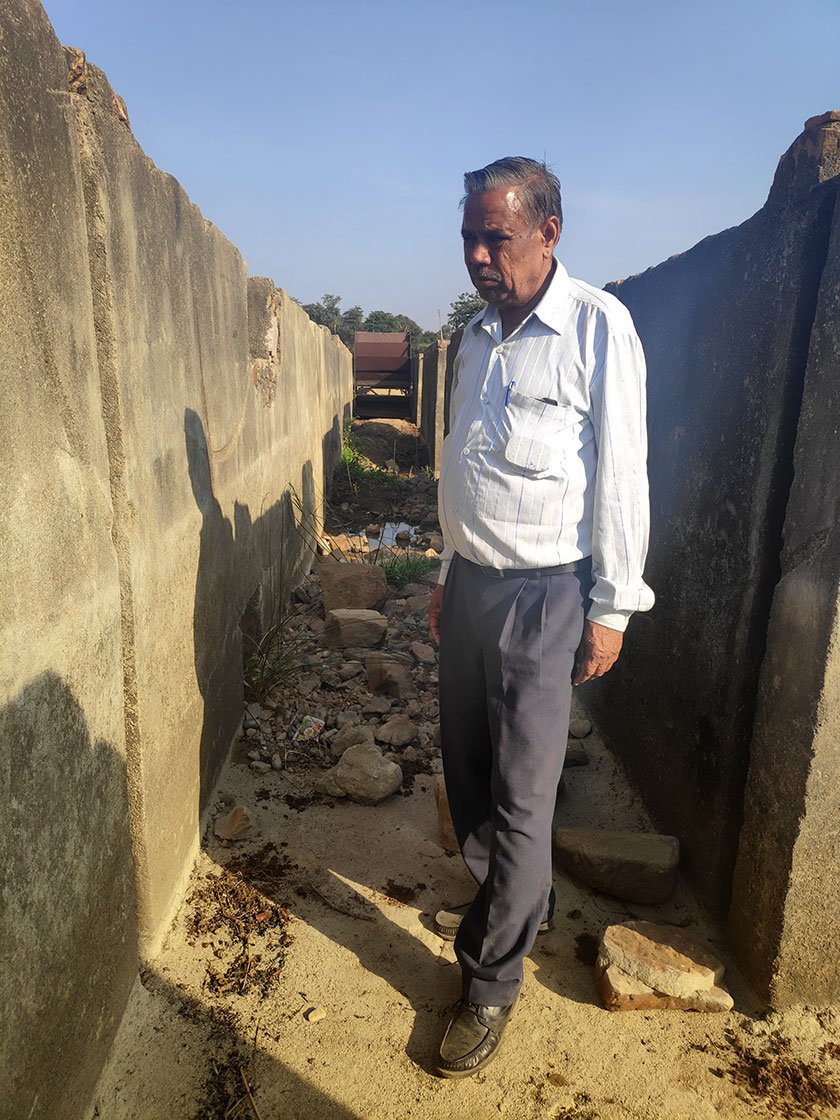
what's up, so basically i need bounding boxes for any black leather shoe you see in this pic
[435,1000,516,1078]
[433,902,552,942]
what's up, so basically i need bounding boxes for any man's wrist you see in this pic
[586,605,631,633]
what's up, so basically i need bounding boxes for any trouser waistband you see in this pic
[467,558,582,580]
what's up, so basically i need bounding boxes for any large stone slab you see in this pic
[324,609,387,649]
[318,558,388,613]
[553,828,679,903]
[595,952,733,1013]
[600,921,726,998]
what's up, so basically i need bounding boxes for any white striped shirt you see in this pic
[437,259,654,632]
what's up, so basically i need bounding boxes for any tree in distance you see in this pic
[448,290,486,332]
[299,294,437,350]
[298,288,487,351]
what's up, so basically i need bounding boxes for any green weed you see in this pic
[242,607,310,704]
[374,551,440,586]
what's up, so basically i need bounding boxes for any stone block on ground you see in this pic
[410,640,436,665]
[595,951,733,1012]
[318,559,388,613]
[404,593,431,615]
[362,696,392,715]
[315,743,402,804]
[568,717,592,739]
[214,806,255,841]
[374,716,419,748]
[396,582,428,597]
[564,740,589,767]
[553,827,679,903]
[600,921,726,997]
[365,652,417,699]
[335,711,361,729]
[434,774,459,850]
[324,609,387,650]
[330,723,376,760]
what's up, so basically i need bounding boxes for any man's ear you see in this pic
[541,215,561,255]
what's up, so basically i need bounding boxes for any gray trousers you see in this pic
[439,553,587,1006]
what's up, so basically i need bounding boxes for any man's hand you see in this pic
[572,620,623,685]
[428,584,444,644]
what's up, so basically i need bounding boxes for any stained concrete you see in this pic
[1,3,352,1115]
[66,60,351,955]
[0,5,135,1116]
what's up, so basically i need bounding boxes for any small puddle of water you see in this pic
[376,521,414,548]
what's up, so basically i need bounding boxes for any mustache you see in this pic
[474,269,501,281]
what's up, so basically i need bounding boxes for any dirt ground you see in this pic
[89,422,840,1120]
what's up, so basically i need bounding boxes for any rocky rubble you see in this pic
[234,557,443,809]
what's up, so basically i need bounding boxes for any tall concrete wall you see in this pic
[0,7,135,1116]
[585,113,840,1005]
[0,4,352,1117]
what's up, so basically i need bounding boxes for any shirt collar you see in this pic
[475,258,571,341]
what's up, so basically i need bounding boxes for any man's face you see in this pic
[461,186,558,308]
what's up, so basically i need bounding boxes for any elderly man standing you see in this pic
[427,157,654,1078]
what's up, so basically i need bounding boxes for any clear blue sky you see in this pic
[44,0,839,330]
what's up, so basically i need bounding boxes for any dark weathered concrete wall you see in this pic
[584,113,840,1004]
[410,349,422,427]
[0,3,353,1116]
[418,339,449,475]
[729,173,840,1006]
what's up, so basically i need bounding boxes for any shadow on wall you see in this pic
[0,691,365,1120]
[1,404,347,1120]
[0,673,137,1120]
[185,408,241,815]
[184,406,344,817]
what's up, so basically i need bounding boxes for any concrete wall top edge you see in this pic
[66,52,246,266]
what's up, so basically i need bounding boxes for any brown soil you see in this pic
[713,1030,840,1118]
[327,419,436,534]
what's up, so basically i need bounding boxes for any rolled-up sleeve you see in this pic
[586,316,655,632]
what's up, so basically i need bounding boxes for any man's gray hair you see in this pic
[462,156,563,231]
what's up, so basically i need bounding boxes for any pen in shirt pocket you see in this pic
[504,380,516,406]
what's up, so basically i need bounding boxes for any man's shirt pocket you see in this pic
[498,391,579,477]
